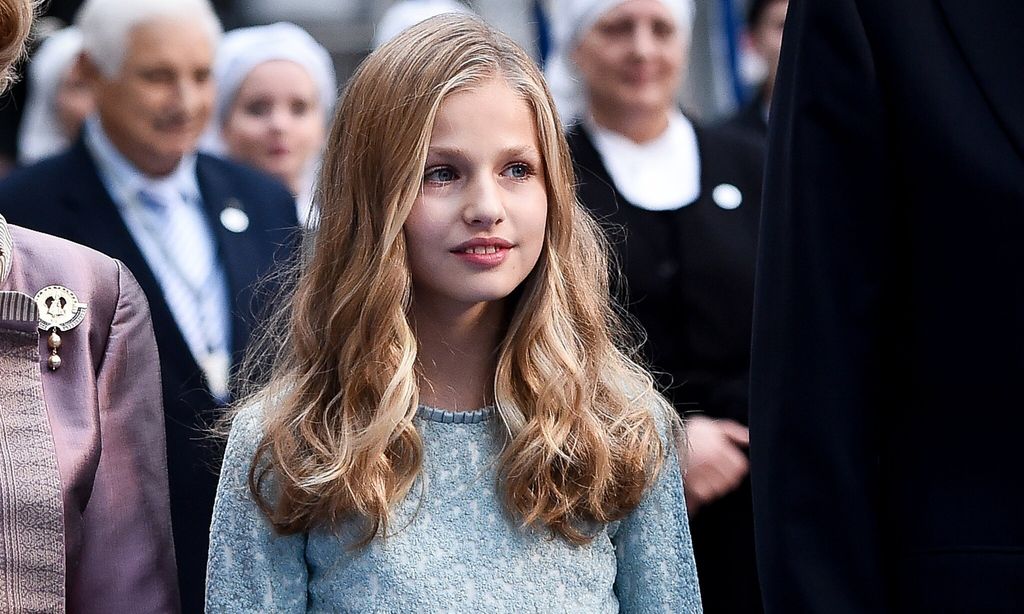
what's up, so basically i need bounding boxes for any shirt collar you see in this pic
[83,115,202,208]
[585,109,701,211]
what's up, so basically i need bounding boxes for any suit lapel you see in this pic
[934,0,1024,159]
[195,155,265,358]
[61,141,200,379]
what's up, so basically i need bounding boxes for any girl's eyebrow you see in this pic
[425,144,541,161]
[501,145,543,161]
[425,145,469,161]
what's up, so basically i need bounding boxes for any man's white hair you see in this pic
[75,0,223,77]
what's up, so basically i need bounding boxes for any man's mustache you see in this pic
[152,112,199,130]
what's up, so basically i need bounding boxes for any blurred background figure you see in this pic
[372,0,472,48]
[0,1,765,171]
[551,0,765,611]
[722,0,787,139]
[0,0,299,609]
[0,0,239,175]
[205,22,336,226]
[17,26,94,165]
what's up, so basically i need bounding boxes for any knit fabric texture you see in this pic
[206,403,702,613]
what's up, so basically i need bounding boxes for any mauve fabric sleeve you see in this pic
[71,261,181,613]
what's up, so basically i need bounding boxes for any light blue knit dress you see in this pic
[206,404,702,613]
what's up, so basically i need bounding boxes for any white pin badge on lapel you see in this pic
[712,183,743,210]
[220,200,250,233]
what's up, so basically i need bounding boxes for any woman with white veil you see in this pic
[204,22,336,226]
[17,26,94,165]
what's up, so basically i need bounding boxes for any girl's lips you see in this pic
[452,237,516,266]
[450,237,515,267]
[453,246,510,268]
[451,237,515,251]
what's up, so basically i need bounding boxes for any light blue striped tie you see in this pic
[137,184,216,295]
[136,184,232,399]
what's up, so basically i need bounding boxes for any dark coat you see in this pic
[0,139,298,613]
[569,121,764,613]
[750,0,1024,611]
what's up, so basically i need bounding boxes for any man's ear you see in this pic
[75,52,104,86]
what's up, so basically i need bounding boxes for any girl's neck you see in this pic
[412,300,507,412]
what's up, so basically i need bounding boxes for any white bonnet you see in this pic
[17,27,84,165]
[210,22,337,132]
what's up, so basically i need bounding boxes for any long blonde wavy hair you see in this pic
[243,13,680,546]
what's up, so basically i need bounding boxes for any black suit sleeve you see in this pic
[749,0,902,611]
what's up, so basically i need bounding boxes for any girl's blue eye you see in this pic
[425,167,456,184]
[506,163,531,179]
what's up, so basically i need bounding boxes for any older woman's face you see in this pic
[221,59,326,193]
[572,0,684,118]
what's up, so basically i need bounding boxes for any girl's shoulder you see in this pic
[223,399,272,459]
[627,384,683,454]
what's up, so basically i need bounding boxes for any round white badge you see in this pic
[220,206,250,233]
[712,183,743,210]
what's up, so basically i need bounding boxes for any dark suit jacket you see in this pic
[750,0,1024,611]
[721,93,769,141]
[0,139,298,613]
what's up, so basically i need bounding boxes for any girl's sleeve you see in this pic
[205,406,309,613]
[612,414,703,613]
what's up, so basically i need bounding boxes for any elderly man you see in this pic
[0,0,297,610]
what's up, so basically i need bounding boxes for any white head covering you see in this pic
[202,22,337,155]
[17,27,84,165]
[201,22,337,226]
[372,0,473,49]
[549,0,701,212]
[544,0,695,125]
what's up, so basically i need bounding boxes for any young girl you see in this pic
[206,14,701,612]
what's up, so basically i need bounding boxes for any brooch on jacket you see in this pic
[34,286,88,371]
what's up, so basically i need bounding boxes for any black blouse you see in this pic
[569,121,764,424]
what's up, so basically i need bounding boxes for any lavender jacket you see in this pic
[0,216,179,613]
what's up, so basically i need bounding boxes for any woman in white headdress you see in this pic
[550,1,766,611]
[17,26,95,165]
[204,22,336,226]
